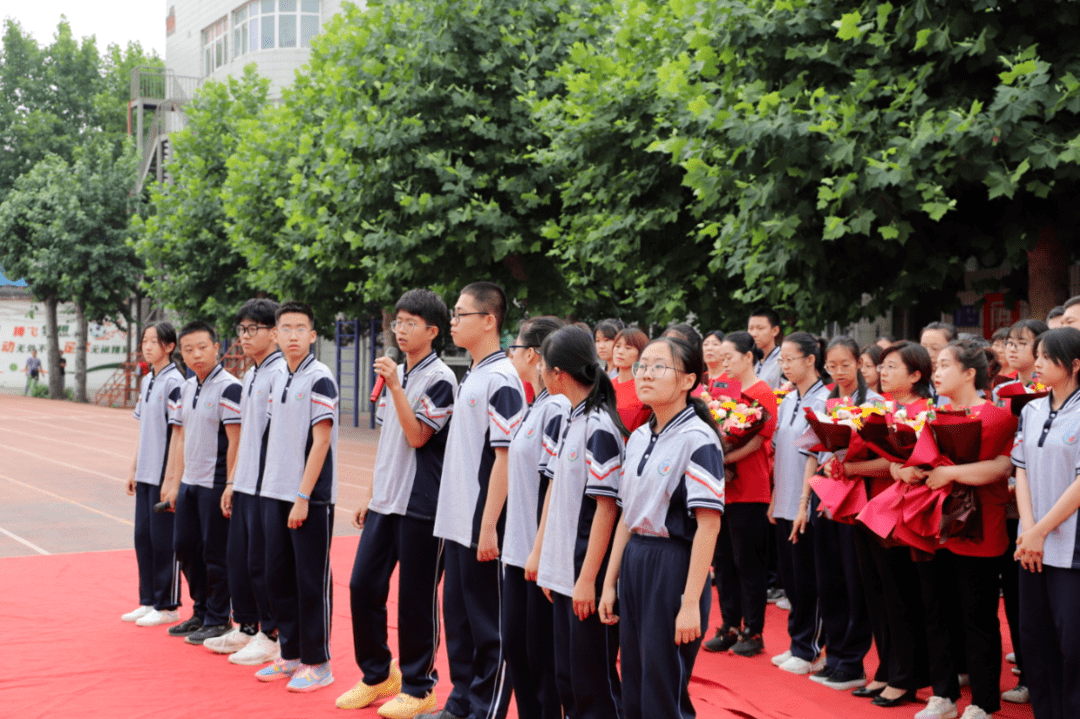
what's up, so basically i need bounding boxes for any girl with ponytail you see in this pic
[530,325,626,718]
[598,336,724,719]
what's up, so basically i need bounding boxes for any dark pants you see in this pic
[774,518,821,661]
[1000,518,1023,682]
[134,481,180,611]
[918,550,1001,712]
[714,502,768,635]
[226,491,274,632]
[854,524,929,689]
[621,536,705,719]
[503,564,561,719]
[263,498,334,665]
[552,592,621,719]
[350,510,444,698]
[442,541,511,719]
[811,503,872,677]
[1019,565,1080,719]
[173,483,230,625]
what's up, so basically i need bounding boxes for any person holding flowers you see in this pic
[995,319,1049,403]
[1012,326,1080,719]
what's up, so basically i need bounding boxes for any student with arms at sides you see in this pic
[123,322,184,628]
[594,319,624,380]
[703,331,775,657]
[531,325,628,719]
[337,290,456,718]
[859,344,883,395]
[502,315,568,719]
[423,282,525,719]
[748,308,784,389]
[847,341,933,707]
[1013,326,1080,719]
[599,336,724,719]
[768,332,830,675]
[611,327,652,433]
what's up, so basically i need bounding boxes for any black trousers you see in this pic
[811,504,872,677]
[442,541,511,719]
[1019,564,1080,719]
[999,518,1023,682]
[774,518,821,662]
[262,498,334,665]
[551,591,621,719]
[350,510,444,698]
[620,536,706,719]
[918,550,1001,712]
[714,502,768,635]
[134,481,180,611]
[854,524,929,689]
[227,492,274,632]
[502,564,561,719]
[174,483,230,625]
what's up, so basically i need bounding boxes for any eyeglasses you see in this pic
[450,310,490,322]
[235,324,272,337]
[824,361,856,373]
[277,325,311,336]
[390,320,429,332]
[1005,340,1031,350]
[779,355,807,364]
[506,344,533,353]
[631,361,681,378]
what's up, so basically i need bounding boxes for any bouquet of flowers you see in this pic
[996,380,1049,417]
[698,391,771,453]
[804,399,887,523]
[773,380,795,403]
[857,402,933,464]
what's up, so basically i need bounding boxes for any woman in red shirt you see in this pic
[611,327,651,433]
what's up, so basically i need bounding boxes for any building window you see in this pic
[232,0,319,56]
[201,17,228,77]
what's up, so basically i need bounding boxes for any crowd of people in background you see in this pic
[118,285,1080,719]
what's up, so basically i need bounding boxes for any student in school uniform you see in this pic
[123,322,184,628]
[611,327,652,433]
[504,316,568,719]
[423,282,525,719]
[254,301,339,692]
[768,331,830,675]
[531,325,627,719]
[748,308,784,389]
[1013,326,1080,719]
[160,321,242,644]
[906,340,1015,719]
[336,290,456,718]
[207,299,284,664]
[703,331,775,657]
[599,336,724,719]
[594,319,624,380]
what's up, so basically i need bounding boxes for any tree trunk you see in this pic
[1027,227,1068,322]
[44,296,62,400]
[74,302,89,403]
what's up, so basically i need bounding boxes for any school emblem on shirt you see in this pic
[296,392,305,400]
[468,395,478,407]
[525,427,537,439]
[205,400,213,409]
[658,460,673,477]
[568,450,580,462]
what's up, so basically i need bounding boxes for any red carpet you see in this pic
[1,537,1033,719]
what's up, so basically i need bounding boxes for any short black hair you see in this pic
[395,289,449,330]
[1047,305,1065,321]
[178,320,218,345]
[990,327,1010,343]
[1064,296,1080,311]
[921,321,958,342]
[460,281,508,332]
[749,307,781,328]
[594,319,625,341]
[1036,327,1080,379]
[276,300,315,327]
[237,298,280,327]
[143,321,178,350]
[662,323,702,352]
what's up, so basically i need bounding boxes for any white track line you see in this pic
[0,426,131,459]
[0,472,133,526]
[0,525,50,555]
[0,442,126,483]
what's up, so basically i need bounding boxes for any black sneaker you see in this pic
[702,626,740,653]
[822,671,866,691]
[731,632,764,657]
[808,666,836,684]
[167,615,203,637]
[185,623,233,645]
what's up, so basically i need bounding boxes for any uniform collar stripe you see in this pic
[407,351,438,377]
[257,350,283,369]
[198,364,224,386]
[474,350,506,370]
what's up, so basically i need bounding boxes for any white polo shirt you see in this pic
[174,364,243,489]
[133,363,184,486]
[233,351,285,496]
[773,379,829,520]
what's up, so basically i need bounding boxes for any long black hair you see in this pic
[826,335,868,404]
[541,326,630,438]
[519,315,564,349]
[142,321,181,372]
[943,339,997,392]
[783,331,829,384]
[646,337,723,443]
[1035,327,1080,382]
[723,330,763,365]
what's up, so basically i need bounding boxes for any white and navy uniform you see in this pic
[502,390,570,719]
[132,362,184,611]
[350,351,456,698]
[618,407,724,719]
[226,350,284,633]
[772,379,829,662]
[432,350,525,719]
[172,364,242,626]
[1012,390,1080,719]
[755,345,784,389]
[537,402,625,719]
[260,353,339,665]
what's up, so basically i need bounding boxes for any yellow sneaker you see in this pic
[376,691,438,719]
[334,659,402,710]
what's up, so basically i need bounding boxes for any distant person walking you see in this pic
[58,354,67,393]
[23,349,43,395]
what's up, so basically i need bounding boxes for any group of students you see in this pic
[120,284,1080,719]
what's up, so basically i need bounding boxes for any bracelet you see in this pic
[224,481,233,485]
[799,495,811,504]
[297,491,311,501]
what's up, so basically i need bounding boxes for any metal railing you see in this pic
[138,102,190,187]
[130,66,201,104]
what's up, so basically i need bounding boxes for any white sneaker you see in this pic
[771,650,793,667]
[1001,685,1029,704]
[915,696,958,719]
[204,627,252,654]
[1005,652,1016,664]
[778,655,825,675]
[121,605,154,622]
[1011,666,1021,676]
[958,673,970,687]
[776,597,792,611]
[229,632,281,666]
[959,706,989,719]
[135,609,180,627]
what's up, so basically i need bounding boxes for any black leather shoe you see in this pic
[702,626,740,653]
[852,685,885,698]
[871,689,917,707]
[185,623,233,645]
[167,615,203,637]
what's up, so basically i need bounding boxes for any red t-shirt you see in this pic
[702,373,737,399]
[726,380,777,504]
[613,378,652,434]
[865,398,932,499]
